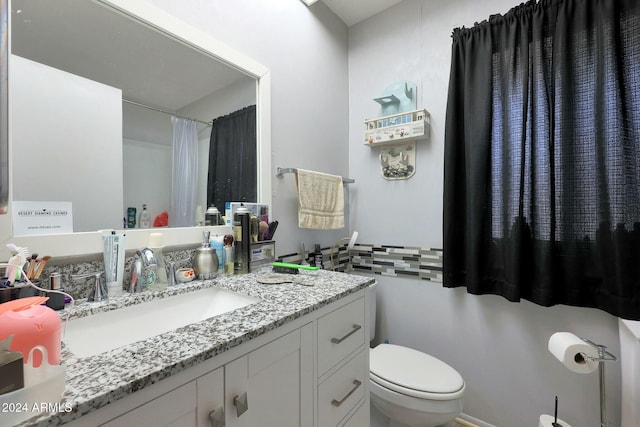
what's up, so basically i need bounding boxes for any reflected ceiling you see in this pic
[11,0,246,111]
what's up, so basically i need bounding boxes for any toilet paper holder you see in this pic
[581,338,616,427]
[550,335,617,427]
[577,338,617,364]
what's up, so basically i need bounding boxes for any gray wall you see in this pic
[348,0,621,426]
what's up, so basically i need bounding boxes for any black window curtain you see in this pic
[443,0,640,320]
[207,105,257,212]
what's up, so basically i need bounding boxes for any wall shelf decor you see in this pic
[379,142,416,180]
[364,108,430,147]
[364,81,428,180]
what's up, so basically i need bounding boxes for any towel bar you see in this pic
[275,167,355,184]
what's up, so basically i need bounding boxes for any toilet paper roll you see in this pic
[548,332,599,374]
[539,414,572,427]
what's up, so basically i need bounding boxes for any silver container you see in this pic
[193,231,219,279]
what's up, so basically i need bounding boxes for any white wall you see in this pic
[122,138,171,225]
[349,1,622,426]
[10,55,123,232]
[147,0,351,256]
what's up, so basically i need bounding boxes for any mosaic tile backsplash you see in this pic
[276,243,443,282]
[350,243,443,282]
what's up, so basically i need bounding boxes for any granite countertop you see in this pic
[15,268,375,426]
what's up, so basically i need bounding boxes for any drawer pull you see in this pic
[208,407,225,427]
[331,324,362,344]
[234,393,249,417]
[331,379,362,407]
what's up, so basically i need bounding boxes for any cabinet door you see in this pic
[226,325,313,427]
[340,400,369,427]
[197,367,224,427]
[101,382,197,427]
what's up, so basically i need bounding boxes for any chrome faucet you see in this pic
[71,271,107,302]
[129,248,158,293]
[166,257,192,286]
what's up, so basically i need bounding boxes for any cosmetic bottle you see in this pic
[139,204,151,228]
[314,244,324,269]
[233,206,251,274]
[223,234,234,276]
[205,205,221,226]
[210,234,225,271]
[127,207,137,228]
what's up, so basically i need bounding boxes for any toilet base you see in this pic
[370,380,462,427]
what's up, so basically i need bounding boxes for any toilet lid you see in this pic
[370,344,464,399]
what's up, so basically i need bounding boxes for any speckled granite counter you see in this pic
[13,268,375,426]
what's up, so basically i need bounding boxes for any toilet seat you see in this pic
[370,344,465,400]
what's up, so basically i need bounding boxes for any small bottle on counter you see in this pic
[139,204,151,228]
[314,244,324,269]
[127,207,137,228]
[45,272,66,311]
[205,205,221,226]
[223,234,234,276]
[233,205,251,274]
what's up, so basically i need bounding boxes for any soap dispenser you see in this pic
[193,231,219,280]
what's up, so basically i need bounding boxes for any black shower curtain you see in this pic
[443,0,640,319]
[207,105,257,213]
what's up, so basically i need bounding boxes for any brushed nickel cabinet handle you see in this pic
[331,379,362,407]
[208,407,225,427]
[331,324,362,344]
[234,392,249,417]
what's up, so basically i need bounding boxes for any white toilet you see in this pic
[368,284,465,427]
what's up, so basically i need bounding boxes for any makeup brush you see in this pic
[33,256,51,280]
[26,253,38,279]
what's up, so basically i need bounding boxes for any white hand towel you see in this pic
[296,169,344,229]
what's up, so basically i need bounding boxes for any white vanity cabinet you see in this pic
[101,382,198,427]
[317,296,369,427]
[64,289,369,427]
[222,325,313,427]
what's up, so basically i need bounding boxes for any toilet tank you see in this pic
[619,318,640,427]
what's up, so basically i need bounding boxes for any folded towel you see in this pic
[296,169,344,229]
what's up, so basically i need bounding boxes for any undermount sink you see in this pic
[63,287,258,358]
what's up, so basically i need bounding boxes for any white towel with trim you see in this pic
[296,168,344,229]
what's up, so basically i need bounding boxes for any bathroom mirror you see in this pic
[8,0,270,235]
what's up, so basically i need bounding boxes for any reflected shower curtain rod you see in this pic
[122,98,213,127]
[276,167,355,184]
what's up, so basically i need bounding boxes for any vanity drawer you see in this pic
[317,297,366,376]
[318,350,367,427]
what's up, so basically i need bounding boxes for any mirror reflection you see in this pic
[10,0,257,233]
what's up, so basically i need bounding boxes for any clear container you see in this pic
[0,346,65,426]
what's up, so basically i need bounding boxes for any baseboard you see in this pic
[457,413,496,427]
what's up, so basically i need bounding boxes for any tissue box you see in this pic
[0,347,23,395]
